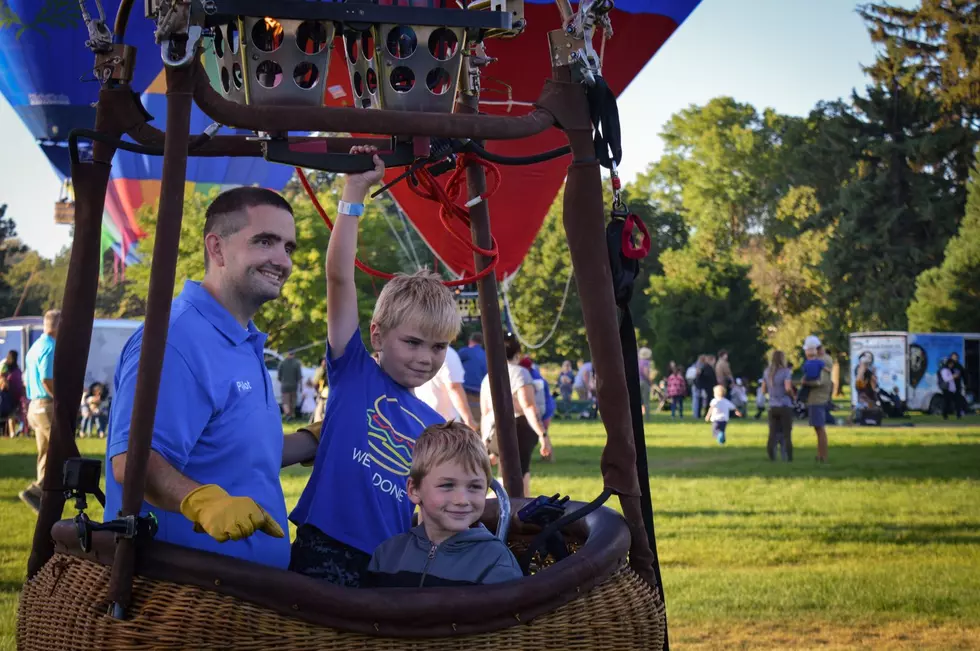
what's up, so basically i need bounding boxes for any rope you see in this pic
[296,162,500,287]
[502,265,575,350]
[408,153,500,260]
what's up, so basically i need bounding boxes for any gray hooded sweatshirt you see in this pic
[364,523,523,588]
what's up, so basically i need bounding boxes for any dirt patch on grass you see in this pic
[671,620,980,650]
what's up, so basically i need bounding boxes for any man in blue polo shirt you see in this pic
[19,309,60,512]
[105,187,320,569]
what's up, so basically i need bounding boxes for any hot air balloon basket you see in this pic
[19,508,665,650]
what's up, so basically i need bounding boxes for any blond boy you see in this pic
[289,148,462,586]
[705,384,741,444]
[365,422,522,587]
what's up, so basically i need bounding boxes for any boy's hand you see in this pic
[342,145,385,201]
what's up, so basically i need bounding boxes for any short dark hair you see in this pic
[469,332,483,345]
[204,187,293,270]
[504,332,521,360]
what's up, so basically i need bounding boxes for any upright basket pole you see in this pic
[543,59,658,586]
[105,62,196,615]
[25,114,120,579]
[458,66,525,498]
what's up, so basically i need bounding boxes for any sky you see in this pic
[0,0,917,260]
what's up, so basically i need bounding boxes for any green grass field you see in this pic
[2,414,980,650]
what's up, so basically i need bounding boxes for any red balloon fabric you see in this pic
[321,4,691,280]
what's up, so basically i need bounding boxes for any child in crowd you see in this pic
[364,422,523,587]
[558,360,576,403]
[666,366,687,419]
[705,384,740,444]
[288,147,461,587]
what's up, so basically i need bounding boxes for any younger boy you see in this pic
[288,147,462,586]
[797,335,826,404]
[364,421,523,587]
[705,384,740,444]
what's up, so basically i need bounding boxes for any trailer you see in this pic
[849,331,980,413]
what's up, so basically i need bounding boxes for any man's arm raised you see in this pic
[326,147,386,359]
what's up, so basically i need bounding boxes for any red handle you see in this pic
[621,213,651,260]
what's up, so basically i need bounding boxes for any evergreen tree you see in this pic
[859,1,980,188]
[907,158,980,332]
[822,53,964,332]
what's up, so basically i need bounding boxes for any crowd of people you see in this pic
[630,338,835,462]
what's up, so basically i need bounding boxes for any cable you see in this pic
[502,265,575,350]
[464,141,571,166]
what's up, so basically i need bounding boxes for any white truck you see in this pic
[849,331,979,414]
[0,317,316,411]
[0,317,141,390]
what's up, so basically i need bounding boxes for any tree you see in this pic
[636,97,796,259]
[859,1,980,203]
[0,204,27,314]
[503,195,586,363]
[645,258,768,381]
[122,179,432,365]
[821,54,964,332]
[907,158,980,332]
[743,186,832,363]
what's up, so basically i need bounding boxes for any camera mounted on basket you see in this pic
[62,458,158,553]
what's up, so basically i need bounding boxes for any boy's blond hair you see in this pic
[713,385,726,399]
[410,421,492,486]
[372,269,461,342]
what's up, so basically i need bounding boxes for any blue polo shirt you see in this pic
[105,281,290,569]
[458,344,487,394]
[290,329,444,555]
[25,334,56,400]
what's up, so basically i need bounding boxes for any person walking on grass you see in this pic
[19,309,59,513]
[705,384,740,445]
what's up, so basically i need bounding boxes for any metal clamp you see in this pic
[162,24,203,67]
[79,0,113,53]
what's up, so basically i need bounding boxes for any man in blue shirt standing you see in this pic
[105,187,320,569]
[19,309,60,512]
[458,331,487,429]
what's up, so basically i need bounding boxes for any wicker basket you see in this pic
[18,553,665,650]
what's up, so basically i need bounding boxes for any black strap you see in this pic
[586,76,622,170]
[586,75,623,169]
[607,217,669,650]
[619,305,669,650]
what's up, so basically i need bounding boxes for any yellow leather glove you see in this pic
[179,484,284,542]
[298,421,323,467]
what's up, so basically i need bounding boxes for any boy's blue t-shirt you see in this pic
[802,358,825,381]
[289,329,444,555]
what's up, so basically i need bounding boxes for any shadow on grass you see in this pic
[533,444,980,480]
[818,521,980,546]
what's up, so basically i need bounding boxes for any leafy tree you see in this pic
[907,158,980,332]
[743,186,832,363]
[122,178,431,365]
[0,204,26,314]
[636,97,796,259]
[646,258,768,380]
[503,195,585,363]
